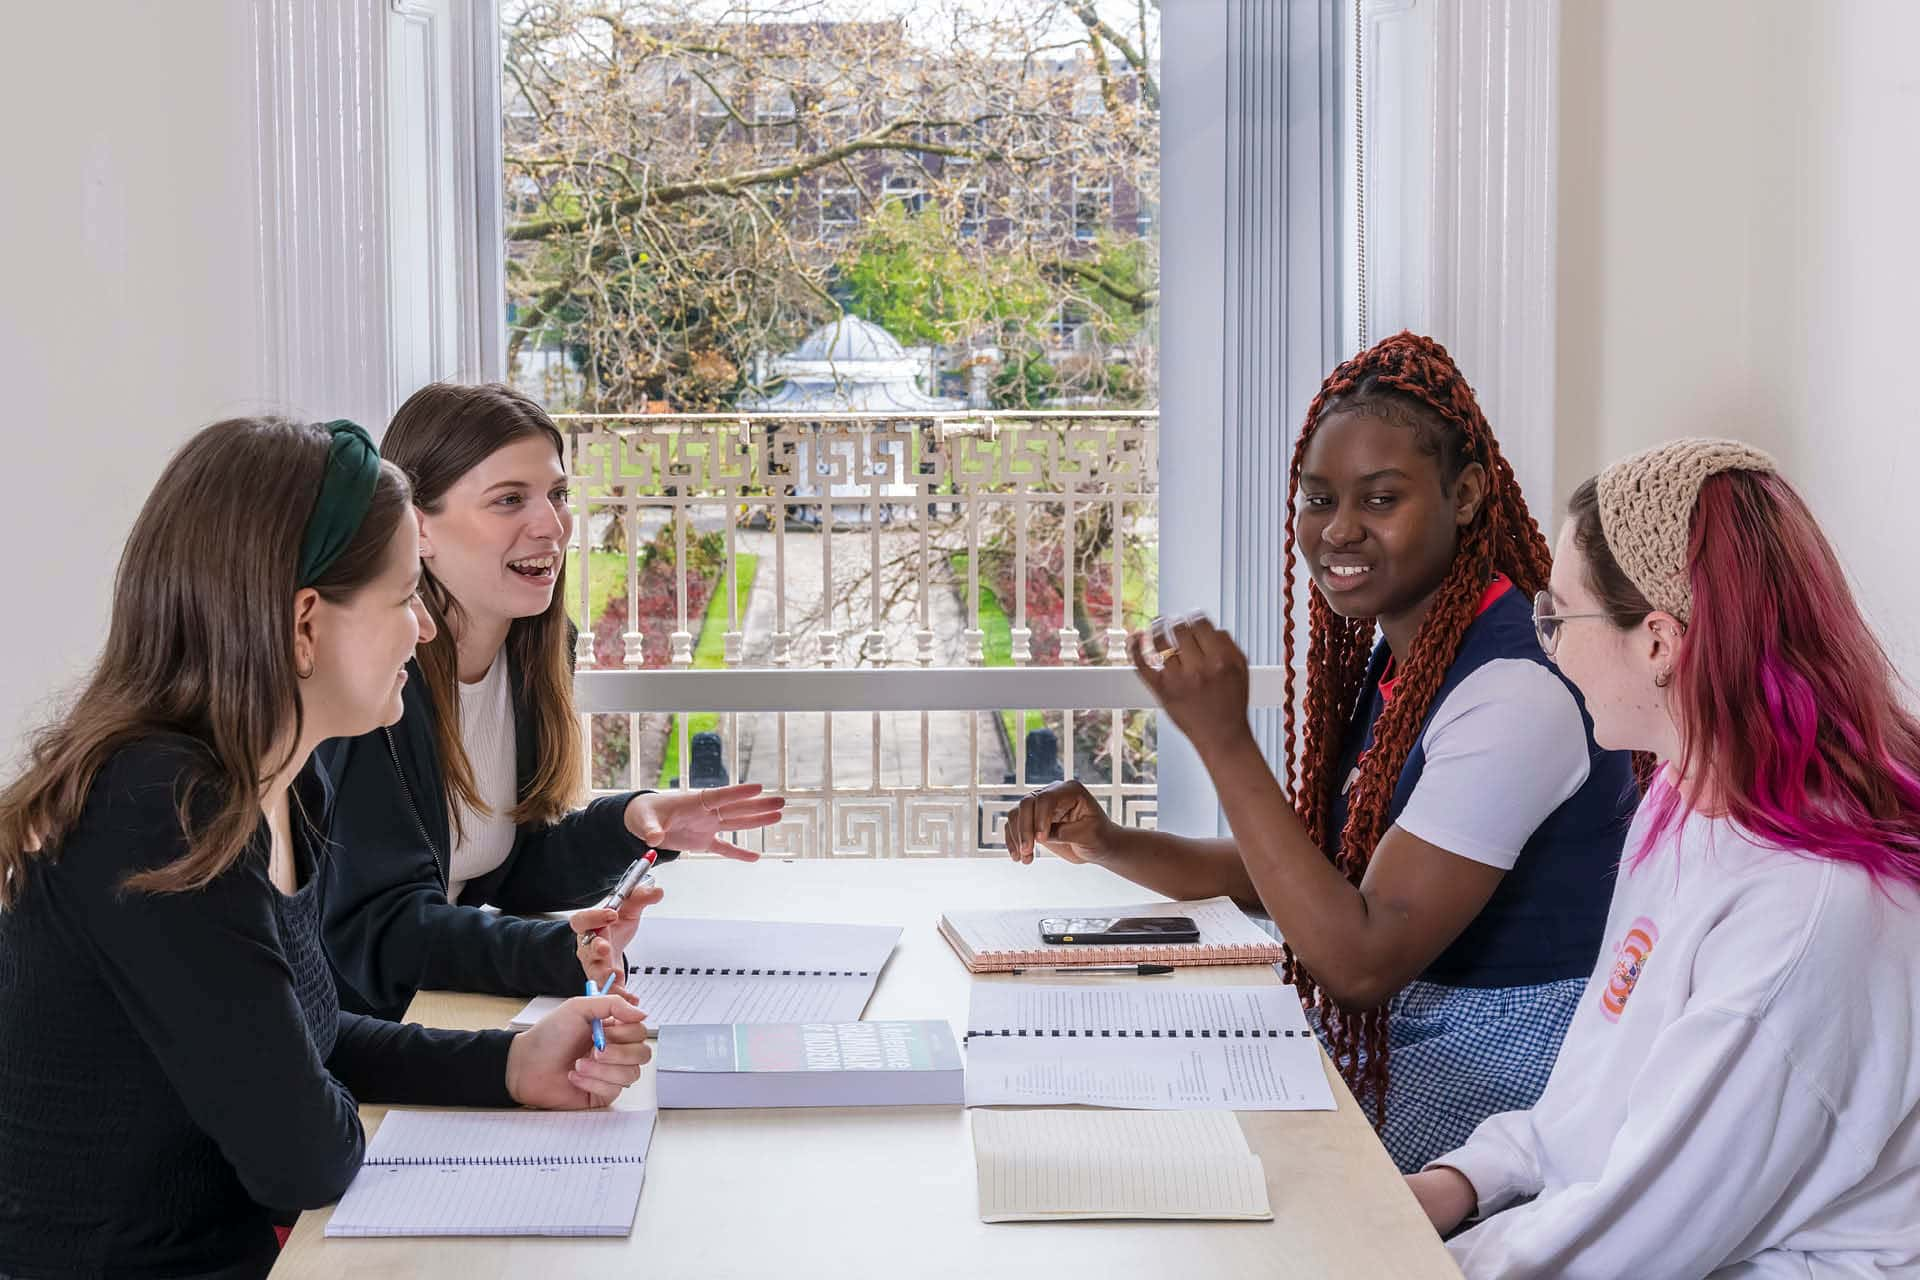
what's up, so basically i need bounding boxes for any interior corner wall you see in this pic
[1554,0,1920,676]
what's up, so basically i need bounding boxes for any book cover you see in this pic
[656,1020,963,1109]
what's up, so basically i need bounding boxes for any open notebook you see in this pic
[512,917,902,1032]
[938,896,1286,973]
[326,1109,658,1238]
[972,1109,1273,1222]
[962,983,1335,1111]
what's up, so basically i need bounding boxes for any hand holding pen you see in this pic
[568,851,663,990]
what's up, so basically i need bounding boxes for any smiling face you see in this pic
[416,435,573,633]
[300,514,435,738]
[1295,408,1486,630]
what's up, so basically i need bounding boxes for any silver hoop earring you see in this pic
[1653,670,1672,689]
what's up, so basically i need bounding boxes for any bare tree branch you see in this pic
[1066,1,1159,110]
[509,118,975,242]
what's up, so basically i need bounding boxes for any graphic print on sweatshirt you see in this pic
[1600,916,1658,1023]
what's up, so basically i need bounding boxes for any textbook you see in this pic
[937,896,1287,973]
[962,983,1335,1111]
[656,1020,964,1108]
[511,916,903,1033]
[325,1109,658,1238]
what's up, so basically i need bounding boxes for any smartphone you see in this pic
[1037,915,1200,945]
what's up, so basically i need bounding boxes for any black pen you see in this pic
[1009,963,1176,976]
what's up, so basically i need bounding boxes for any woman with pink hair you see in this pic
[1408,439,1920,1276]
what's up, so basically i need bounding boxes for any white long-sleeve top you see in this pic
[1434,804,1920,1279]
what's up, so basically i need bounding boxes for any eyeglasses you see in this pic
[1532,590,1625,657]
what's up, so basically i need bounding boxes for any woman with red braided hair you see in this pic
[1007,332,1637,1173]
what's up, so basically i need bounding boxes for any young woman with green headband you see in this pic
[0,418,650,1279]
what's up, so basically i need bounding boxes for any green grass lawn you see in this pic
[564,549,630,633]
[656,554,759,787]
[948,553,1048,755]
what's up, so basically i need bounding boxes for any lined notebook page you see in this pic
[972,1109,1273,1222]
[628,917,901,972]
[325,1110,657,1239]
[939,897,1285,972]
[511,918,901,1029]
[967,983,1314,1038]
[513,971,878,1031]
[962,985,1334,1110]
[361,1108,656,1164]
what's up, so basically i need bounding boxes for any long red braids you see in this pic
[1278,332,1553,1123]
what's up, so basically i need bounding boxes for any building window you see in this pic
[754,82,797,151]
[820,185,859,229]
[883,171,926,215]
[1072,175,1112,242]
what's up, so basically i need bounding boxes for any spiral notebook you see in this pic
[326,1109,658,1238]
[510,917,903,1032]
[937,896,1286,973]
[962,984,1335,1110]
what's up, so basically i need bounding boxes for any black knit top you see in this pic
[0,737,518,1279]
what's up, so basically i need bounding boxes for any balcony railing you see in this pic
[557,409,1277,857]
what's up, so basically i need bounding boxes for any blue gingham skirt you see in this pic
[1328,976,1585,1173]
[1254,921,1585,1173]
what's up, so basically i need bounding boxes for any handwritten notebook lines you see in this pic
[972,1110,1273,1222]
[938,897,1287,972]
[326,1110,658,1238]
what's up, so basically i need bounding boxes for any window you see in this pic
[819,185,859,229]
[883,171,926,214]
[959,183,987,237]
[1072,174,1111,242]
[754,82,797,152]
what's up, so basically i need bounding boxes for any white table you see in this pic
[277,858,1461,1279]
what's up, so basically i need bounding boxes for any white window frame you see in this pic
[819,184,860,229]
[1071,173,1112,242]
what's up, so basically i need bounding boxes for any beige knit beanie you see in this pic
[1594,438,1778,623]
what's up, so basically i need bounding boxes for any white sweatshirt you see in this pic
[1433,804,1920,1279]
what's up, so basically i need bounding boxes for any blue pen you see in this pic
[588,970,616,1053]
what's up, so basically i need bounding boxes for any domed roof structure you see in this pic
[736,313,961,413]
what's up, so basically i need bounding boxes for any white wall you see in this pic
[0,2,267,762]
[1556,0,1920,675]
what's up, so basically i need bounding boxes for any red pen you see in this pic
[598,850,657,923]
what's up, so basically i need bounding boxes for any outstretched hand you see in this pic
[624,783,785,861]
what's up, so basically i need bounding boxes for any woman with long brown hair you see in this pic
[318,382,783,1022]
[0,418,649,1279]
[1006,333,1638,1172]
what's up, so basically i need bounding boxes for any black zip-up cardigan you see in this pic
[315,654,675,1022]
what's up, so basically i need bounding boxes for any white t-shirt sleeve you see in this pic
[1391,658,1591,870]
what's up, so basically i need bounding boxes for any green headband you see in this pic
[297,420,383,588]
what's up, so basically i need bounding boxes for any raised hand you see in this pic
[624,783,785,861]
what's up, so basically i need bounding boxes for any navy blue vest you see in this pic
[1325,587,1636,988]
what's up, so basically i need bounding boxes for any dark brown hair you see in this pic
[0,418,411,903]
[381,382,581,835]
[1280,332,1554,1124]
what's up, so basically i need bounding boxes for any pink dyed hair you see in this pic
[1623,471,1920,882]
